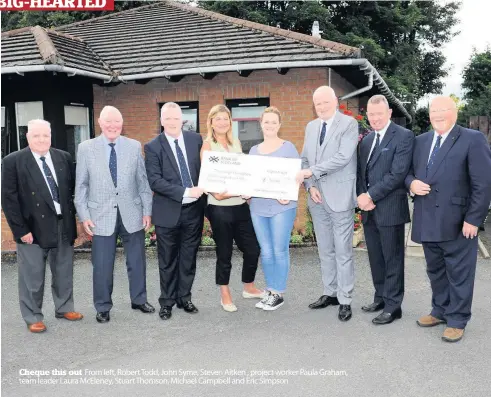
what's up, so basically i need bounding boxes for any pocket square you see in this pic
[381,148,390,152]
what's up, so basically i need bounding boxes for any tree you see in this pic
[200,1,460,107]
[459,48,491,122]
[462,47,491,101]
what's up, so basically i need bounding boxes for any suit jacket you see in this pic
[405,125,491,243]
[74,135,153,236]
[144,131,204,228]
[357,122,415,226]
[1,147,77,248]
[301,111,359,212]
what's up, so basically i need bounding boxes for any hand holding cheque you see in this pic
[198,151,301,201]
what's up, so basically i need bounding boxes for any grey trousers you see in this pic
[91,210,147,312]
[309,198,355,305]
[16,220,74,325]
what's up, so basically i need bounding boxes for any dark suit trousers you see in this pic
[91,210,147,312]
[422,234,478,329]
[16,219,74,325]
[156,201,204,307]
[363,212,405,312]
[206,203,260,285]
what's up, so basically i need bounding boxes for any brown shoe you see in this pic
[55,312,84,321]
[442,327,464,343]
[27,322,47,333]
[416,314,446,327]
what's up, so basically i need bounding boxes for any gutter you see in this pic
[1,59,411,121]
[1,65,114,83]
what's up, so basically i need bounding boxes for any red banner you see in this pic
[0,0,114,11]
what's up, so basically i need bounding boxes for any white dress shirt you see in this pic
[319,116,335,143]
[368,120,391,160]
[427,125,454,163]
[164,132,196,204]
[31,150,62,215]
[366,120,391,195]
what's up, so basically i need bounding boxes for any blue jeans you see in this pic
[251,208,297,293]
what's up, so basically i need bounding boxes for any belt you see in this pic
[182,200,199,209]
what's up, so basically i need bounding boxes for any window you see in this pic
[159,101,199,134]
[65,105,90,161]
[1,107,7,159]
[15,101,44,150]
[226,98,270,154]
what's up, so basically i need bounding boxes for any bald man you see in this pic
[75,106,154,323]
[405,96,491,342]
[1,119,83,333]
[297,86,359,322]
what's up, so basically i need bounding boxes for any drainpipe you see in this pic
[339,69,374,100]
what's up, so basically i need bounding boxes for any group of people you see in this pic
[2,85,491,344]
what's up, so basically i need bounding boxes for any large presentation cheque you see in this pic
[199,151,301,201]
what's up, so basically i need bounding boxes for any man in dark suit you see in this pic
[144,102,205,321]
[1,119,83,333]
[357,95,415,325]
[405,96,491,343]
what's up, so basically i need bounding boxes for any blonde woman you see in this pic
[249,107,300,311]
[200,105,265,312]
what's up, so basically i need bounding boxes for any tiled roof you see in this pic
[1,1,359,78]
[1,26,111,75]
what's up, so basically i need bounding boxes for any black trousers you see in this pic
[206,203,260,285]
[91,210,147,312]
[423,233,478,329]
[156,201,204,307]
[363,212,406,313]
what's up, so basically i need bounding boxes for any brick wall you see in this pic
[1,67,361,251]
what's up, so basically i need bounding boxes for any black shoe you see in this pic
[338,305,352,322]
[372,309,402,325]
[308,295,339,309]
[131,302,155,313]
[96,311,110,323]
[176,301,199,313]
[159,306,172,320]
[361,301,385,312]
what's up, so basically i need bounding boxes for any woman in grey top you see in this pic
[249,107,300,310]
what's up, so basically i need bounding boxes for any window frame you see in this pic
[158,101,200,134]
[225,97,270,154]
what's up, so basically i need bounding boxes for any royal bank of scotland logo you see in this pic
[209,156,219,163]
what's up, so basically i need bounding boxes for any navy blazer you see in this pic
[405,125,491,243]
[1,147,77,248]
[357,122,415,226]
[144,131,204,228]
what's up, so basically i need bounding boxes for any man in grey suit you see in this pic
[75,106,154,323]
[297,86,359,322]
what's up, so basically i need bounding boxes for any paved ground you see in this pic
[2,248,491,397]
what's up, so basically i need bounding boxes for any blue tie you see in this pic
[426,135,442,174]
[174,139,193,188]
[319,122,327,146]
[109,143,117,187]
[40,157,60,203]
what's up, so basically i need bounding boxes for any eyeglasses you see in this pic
[429,108,452,114]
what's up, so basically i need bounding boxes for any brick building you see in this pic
[1,1,411,251]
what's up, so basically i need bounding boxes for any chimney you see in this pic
[312,21,322,38]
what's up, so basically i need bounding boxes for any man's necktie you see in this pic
[109,143,117,187]
[319,122,327,146]
[40,157,60,203]
[426,135,442,174]
[365,133,380,187]
[174,139,193,188]
[367,132,380,165]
